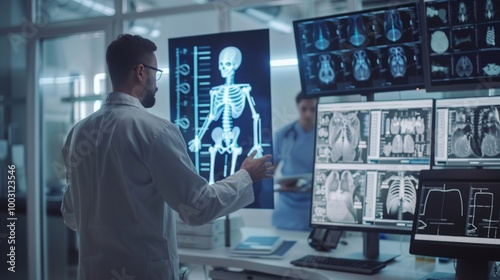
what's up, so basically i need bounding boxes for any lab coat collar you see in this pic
[105,91,145,109]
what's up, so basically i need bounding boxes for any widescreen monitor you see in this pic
[293,2,424,97]
[420,0,500,92]
[168,29,274,208]
[310,99,433,262]
[434,96,500,166]
[410,169,500,280]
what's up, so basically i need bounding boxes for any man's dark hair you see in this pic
[295,91,318,104]
[106,34,157,86]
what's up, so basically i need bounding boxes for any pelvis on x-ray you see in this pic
[329,111,360,162]
[318,54,335,84]
[352,50,371,81]
[385,10,403,42]
[388,47,407,78]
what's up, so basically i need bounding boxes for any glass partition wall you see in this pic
[6,0,497,279]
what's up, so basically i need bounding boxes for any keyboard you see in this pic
[290,255,386,275]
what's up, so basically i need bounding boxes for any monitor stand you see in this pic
[343,232,399,264]
[421,260,494,280]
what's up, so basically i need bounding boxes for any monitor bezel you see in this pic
[419,0,500,93]
[309,99,435,234]
[293,1,425,98]
[410,169,500,260]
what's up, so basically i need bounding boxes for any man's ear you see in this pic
[134,64,145,82]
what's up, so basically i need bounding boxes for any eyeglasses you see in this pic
[134,63,163,81]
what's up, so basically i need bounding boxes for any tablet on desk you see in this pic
[274,173,312,192]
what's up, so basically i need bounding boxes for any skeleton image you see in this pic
[388,47,407,78]
[483,63,500,76]
[314,21,331,50]
[426,6,448,23]
[352,50,371,81]
[486,0,495,20]
[329,111,360,162]
[326,170,356,222]
[188,46,262,184]
[347,15,367,47]
[454,35,472,46]
[385,10,403,42]
[430,30,449,53]
[486,26,496,47]
[318,54,335,84]
[456,56,474,77]
[458,2,468,22]
[383,173,418,220]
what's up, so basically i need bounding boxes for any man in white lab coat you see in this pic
[61,34,274,280]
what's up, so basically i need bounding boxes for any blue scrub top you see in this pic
[272,121,315,231]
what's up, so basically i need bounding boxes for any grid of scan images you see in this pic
[293,2,424,96]
[425,0,500,86]
[311,100,433,230]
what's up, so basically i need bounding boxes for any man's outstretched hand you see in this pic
[240,151,275,183]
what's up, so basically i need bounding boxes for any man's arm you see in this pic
[149,122,258,226]
[60,129,77,231]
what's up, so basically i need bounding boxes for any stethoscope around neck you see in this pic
[280,121,299,160]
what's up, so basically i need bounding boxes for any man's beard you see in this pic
[141,85,158,108]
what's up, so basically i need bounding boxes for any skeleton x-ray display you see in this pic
[315,110,369,164]
[169,29,274,209]
[293,2,424,96]
[424,0,500,91]
[377,170,419,222]
[311,168,366,224]
[416,181,500,239]
[379,108,432,161]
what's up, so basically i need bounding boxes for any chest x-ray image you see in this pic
[169,29,274,209]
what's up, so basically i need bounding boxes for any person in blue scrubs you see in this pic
[272,92,318,231]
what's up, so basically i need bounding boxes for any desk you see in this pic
[178,227,454,280]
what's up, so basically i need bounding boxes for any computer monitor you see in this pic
[434,96,500,167]
[420,0,500,92]
[311,99,433,262]
[168,29,274,208]
[410,169,500,280]
[293,2,424,97]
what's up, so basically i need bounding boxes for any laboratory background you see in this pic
[0,0,499,279]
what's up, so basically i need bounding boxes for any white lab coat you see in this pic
[61,92,254,280]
